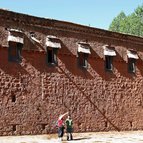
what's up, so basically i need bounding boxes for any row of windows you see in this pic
[105,56,136,73]
[39,46,137,73]
[8,42,136,73]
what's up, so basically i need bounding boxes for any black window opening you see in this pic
[11,95,16,102]
[41,124,47,130]
[12,125,17,132]
[105,121,108,128]
[105,56,113,71]
[128,58,136,73]
[8,42,23,62]
[78,53,88,68]
[47,48,58,65]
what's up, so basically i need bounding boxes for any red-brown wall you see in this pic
[0,9,143,135]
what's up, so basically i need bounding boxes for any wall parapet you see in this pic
[0,9,143,46]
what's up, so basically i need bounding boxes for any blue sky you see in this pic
[0,0,142,30]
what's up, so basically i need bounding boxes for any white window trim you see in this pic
[103,45,116,56]
[127,50,139,59]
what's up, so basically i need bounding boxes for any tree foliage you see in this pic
[109,4,143,37]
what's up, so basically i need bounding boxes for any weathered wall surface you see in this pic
[0,9,143,135]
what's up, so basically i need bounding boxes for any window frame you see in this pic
[8,42,23,63]
[105,55,113,71]
[46,47,58,65]
[78,52,88,68]
[128,58,136,73]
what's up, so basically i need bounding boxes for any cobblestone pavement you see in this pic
[0,131,143,143]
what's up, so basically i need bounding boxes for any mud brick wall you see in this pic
[0,9,143,135]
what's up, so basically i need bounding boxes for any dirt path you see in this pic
[0,131,143,143]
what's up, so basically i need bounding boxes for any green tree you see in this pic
[109,11,126,32]
[109,4,143,37]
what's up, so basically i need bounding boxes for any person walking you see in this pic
[65,115,73,141]
[57,112,68,141]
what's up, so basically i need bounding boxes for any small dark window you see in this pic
[105,121,108,128]
[11,95,16,102]
[12,125,17,132]
[78,53,88,68]
[128,58,136,73]
[8,42,23,62]
[47,48,58,65]
[105,56,113,71]
[41,124,46,130]
[129,121,133,128]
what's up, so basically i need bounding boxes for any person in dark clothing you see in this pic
[65,115,73,141]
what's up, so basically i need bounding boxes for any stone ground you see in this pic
[0,131,143,143]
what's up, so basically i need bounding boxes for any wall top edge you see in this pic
[0,8,143,45]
